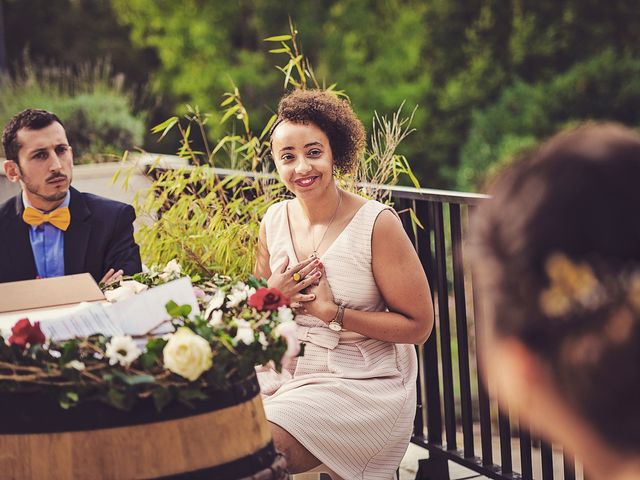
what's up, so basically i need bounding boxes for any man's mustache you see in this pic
[46,173,68,183]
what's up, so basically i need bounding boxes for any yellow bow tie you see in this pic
[22,207,71,231]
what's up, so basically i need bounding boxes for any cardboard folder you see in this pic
[0,273,105,314]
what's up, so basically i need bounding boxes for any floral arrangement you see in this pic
[0,261,298,411]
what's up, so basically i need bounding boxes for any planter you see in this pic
[0,372,286,479]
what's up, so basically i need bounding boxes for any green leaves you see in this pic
[219,105,240,125]
[139,337,168,369]
[59,340,79,366]
[166,301,192,319]
[152,387,174,412]
[177,388,208,408]
[151,116,179,141]
[59,391,80,410]
[263,35,292,42]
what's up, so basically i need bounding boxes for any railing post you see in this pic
[415,453,450,480]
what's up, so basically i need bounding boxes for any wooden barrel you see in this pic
[0,372,287,479]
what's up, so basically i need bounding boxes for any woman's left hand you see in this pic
[303,275,338,324]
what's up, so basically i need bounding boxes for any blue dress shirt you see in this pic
[23,191,70,278]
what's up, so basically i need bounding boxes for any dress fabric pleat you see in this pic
[257,199,418,480]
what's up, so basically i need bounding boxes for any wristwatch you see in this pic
[328,304,345,332]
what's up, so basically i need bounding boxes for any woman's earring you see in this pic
[332,165,337,176]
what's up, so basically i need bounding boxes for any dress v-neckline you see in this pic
[285,199,371,263]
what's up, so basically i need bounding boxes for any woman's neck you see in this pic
[296,185,342,225]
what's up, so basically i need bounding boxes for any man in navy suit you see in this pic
[0,109,142,284]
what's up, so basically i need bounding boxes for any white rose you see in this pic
[277,306,294,323]
[208,309,224,327]
[163,327,213,381]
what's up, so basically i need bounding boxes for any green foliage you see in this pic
[110,0,279,140]
[7,0,640,187]
[133,26,420,277]
[134,165,283,279]
[0,62,144,162]
[458,50,640,189]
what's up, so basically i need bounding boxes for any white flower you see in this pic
[105,335,142,367]
[258,331,269,349]
[226,289,247,308]
[163,327,213,381]
[277,306,294,323]
[208,309,224,327]
[225,282,256,308]
[234,318,255,345]
[275,321,300,358]
[159,259,182,281]
[67,360,85,371]
[104,280,148,303]
[204,289,226,319]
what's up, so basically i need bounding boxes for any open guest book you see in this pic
[0,274,199,341]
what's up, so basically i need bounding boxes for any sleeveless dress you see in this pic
[257,199,418,480]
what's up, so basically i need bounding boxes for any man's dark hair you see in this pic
[2,109,64,162]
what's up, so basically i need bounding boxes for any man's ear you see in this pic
[3,160,21,182]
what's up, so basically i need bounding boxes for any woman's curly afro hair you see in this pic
[272,89,366,174]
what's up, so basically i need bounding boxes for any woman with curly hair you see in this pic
[255,89,433,479]
[471,123,640,480]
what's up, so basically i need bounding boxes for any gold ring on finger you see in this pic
[292,272,302,282]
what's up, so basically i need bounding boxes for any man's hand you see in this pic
[100,268,124,287]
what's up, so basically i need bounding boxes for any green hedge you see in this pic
[0,65,144,163]
[458,50,640,190]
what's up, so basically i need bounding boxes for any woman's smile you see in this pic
[294,175,320,188]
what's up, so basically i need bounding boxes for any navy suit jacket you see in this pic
[0,187,142,284]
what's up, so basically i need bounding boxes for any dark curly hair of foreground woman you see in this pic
[272,89,366,174]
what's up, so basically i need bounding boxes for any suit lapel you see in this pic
[64,188,92,275]
[4,195,38,279]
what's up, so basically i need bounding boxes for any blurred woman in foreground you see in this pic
[471,123,640,480]
[255,89,433,478]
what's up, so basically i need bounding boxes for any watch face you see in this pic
[328,321,342,332]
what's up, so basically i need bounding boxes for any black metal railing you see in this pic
[386,185,585,480]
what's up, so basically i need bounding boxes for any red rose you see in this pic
[248,287,289,311]
[8,318,46,348]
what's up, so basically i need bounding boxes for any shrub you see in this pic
[458,50,640,190]
[0,62,144,162]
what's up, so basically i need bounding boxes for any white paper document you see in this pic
[105,277,200,336]
[2,278,199,341]
[40,303,123,342]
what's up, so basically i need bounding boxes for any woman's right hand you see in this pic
[267,256,323,306]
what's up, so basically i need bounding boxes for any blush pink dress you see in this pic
[257,199,418,480]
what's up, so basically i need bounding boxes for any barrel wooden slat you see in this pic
[0,376,279,479]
